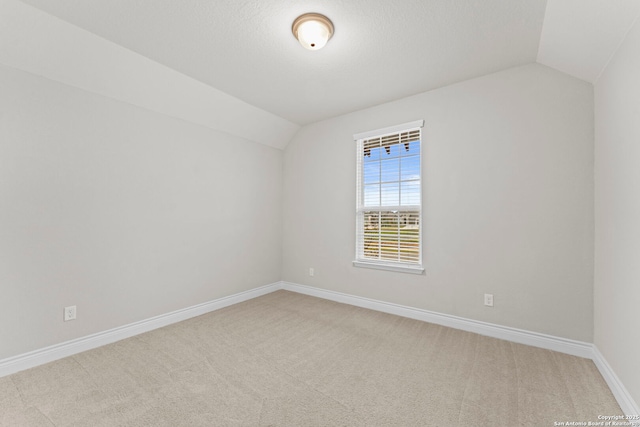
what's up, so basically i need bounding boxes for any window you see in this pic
[353,120,424,274]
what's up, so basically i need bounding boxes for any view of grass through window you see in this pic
[363,211,420,262]
[358,129,421,264]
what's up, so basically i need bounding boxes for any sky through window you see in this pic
[363,140,420,208]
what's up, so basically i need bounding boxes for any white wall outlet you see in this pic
[309,267,315,277]
[484,294,494,307]
[64,305,76,321]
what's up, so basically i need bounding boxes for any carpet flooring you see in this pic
[0,290,622,426]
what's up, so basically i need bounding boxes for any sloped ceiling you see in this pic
[537,0,640,83]
[14,0,548,125]
[2,0,639,148]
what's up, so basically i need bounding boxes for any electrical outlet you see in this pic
[64,305,76,321]
[309,267,315,277]
[484,294,494,307]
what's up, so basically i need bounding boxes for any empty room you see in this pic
[1,0,639,425]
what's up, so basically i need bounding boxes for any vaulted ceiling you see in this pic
[14,0,549,125]
[2,0,640,148]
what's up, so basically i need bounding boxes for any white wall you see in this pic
[283,63,595,341]
[0,64,283,360]
[0,0,298,149]
[594,17,640,411]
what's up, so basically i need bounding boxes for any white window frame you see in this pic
[353,120,425,274]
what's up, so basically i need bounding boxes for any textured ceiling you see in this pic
[17,0,547,125]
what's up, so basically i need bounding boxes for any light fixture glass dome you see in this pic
[292,13,334,50]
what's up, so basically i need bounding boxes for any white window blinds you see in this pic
[354,121,424,272]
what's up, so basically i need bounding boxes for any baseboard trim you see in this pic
[2,280,637,417]
[0,282,281,378]
[592,346,640,417]
[280,282,594,358]
[280,281,639,415]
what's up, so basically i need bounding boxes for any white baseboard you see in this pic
[0,282,281,378]
[592,346,640,418]
[280,281,639,416]
[2,280,637,418]
[280,282,594,358]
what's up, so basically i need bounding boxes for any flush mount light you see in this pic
[292,13,334,50]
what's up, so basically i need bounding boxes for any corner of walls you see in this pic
[594,13,640,416]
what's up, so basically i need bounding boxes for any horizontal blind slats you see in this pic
[356,125,422,266]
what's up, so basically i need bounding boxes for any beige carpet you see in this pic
[0,290,621,426]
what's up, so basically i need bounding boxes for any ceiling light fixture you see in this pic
[292,13,334,50]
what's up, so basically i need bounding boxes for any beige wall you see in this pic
[2,53,616,381]
[0,65,283,359]
[283,63,595,342]
[594,17,640,409]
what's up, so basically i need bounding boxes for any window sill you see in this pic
[352,260,424,275]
